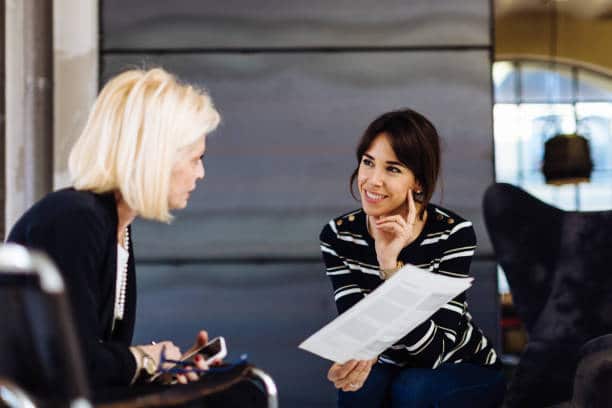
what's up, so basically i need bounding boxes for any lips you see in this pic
[363,189,387,203]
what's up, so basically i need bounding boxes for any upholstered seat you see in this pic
[483,183,612,407]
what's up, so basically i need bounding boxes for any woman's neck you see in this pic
[114,191,137,235]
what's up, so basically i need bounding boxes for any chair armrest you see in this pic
[96,363,268,408]
[571,334,612,407]
[0,378,39,408]
[248,368,278,408]
[578,334,612,358]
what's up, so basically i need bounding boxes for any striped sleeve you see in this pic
[320,221,365,315]
[382,222,477,367]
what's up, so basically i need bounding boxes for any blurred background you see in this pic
[1,0,611,406]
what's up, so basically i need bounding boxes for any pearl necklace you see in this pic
[114,227,130,324]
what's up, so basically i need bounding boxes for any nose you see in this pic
[368,166,384,186]
[197,160,205,181]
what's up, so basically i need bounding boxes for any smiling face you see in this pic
[168,137,206,210]
[357,133,421,218]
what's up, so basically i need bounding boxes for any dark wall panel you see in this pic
[102,0,491,50]
[103,51,494,259]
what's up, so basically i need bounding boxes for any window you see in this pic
[493,60,612,211]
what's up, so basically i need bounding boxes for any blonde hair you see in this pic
[68,68,220,222]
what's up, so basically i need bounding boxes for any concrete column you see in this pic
[5,0,53,233]
[0,0,5,238]
[53,0,98,189]
[5,0,98,234]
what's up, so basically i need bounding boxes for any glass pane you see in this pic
[577,172,612,211]
[576,103,612,171]
[578,70,612,102]
[493,104,520,183]
[522,182,580,211]
[493,104,575,184]
[493,61,517,104]
[520,62,573,103]
[519,104,575,172]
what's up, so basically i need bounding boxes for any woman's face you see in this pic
[357,133,420,218]
[168,137,206,210]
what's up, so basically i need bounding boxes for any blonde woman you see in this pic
[8,68,219,392]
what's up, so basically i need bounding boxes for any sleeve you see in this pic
[23,208,137,387]
[320,221,365,315]
[380,221,477,368]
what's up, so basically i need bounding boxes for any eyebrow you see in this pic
[363,153,406,168]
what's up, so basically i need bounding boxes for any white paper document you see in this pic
[299,264,473,363]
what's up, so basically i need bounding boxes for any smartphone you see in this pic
[181,336,227,364]
[150,336,227,382]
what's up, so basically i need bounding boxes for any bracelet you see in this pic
[130,346,157,384]
[379,261,405,280]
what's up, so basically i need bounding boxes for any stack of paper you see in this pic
[299,263,473,363]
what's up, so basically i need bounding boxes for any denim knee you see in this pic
[390,369,435,406]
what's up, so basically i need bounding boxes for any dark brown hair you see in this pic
[350,109,441,218]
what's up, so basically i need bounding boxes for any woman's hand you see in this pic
[327,358,377,392]
[371,189,420,269]
[177,330,211,383]
[137,341,182,368]
[138,330,211,384]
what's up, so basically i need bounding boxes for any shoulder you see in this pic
[319,208,367,243]
[36,188,113,220]
[8,188,115,241]
[425,204,476,244]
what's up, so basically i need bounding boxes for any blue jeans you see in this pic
[338,362,505,408]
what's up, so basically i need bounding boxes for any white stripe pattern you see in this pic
[406,321,436,352]
[336,234,368,246]
[346,261,380,276]
[486,349,497,364]
[440,250,475,262]
[326,268,350,276]
[329,220,338,234]
[379,356,402,366]
[334,287,363,301]
[441,303,464,315]
[420,221,472,245]
[443,322,473,362]
[320,245,339,257]
[438,270,469,278]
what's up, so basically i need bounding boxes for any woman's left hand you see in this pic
[372,189,419,269]
[176,330,210,384]
[327,357,377,392]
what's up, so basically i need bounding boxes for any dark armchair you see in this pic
[483,182,612,408]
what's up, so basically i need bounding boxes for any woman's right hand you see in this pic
[137,341,182,369]
[327,358,377,392]
[370,189,420,270]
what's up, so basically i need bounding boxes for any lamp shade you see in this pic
[542,133,593,185]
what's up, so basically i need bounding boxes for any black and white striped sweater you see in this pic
[319,204,499,369]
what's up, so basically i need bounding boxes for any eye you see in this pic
[361,158,374,167]
[387,166,401,174]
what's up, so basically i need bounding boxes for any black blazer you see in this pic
[7,188,137,388]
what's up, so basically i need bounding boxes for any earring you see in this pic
[414,190,424,201]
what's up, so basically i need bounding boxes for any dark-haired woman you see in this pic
[320,109,505,407]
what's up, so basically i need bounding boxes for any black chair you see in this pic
[483,182,612,408]
[0,244,277,408]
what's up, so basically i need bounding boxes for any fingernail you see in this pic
[195,355,202,362]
